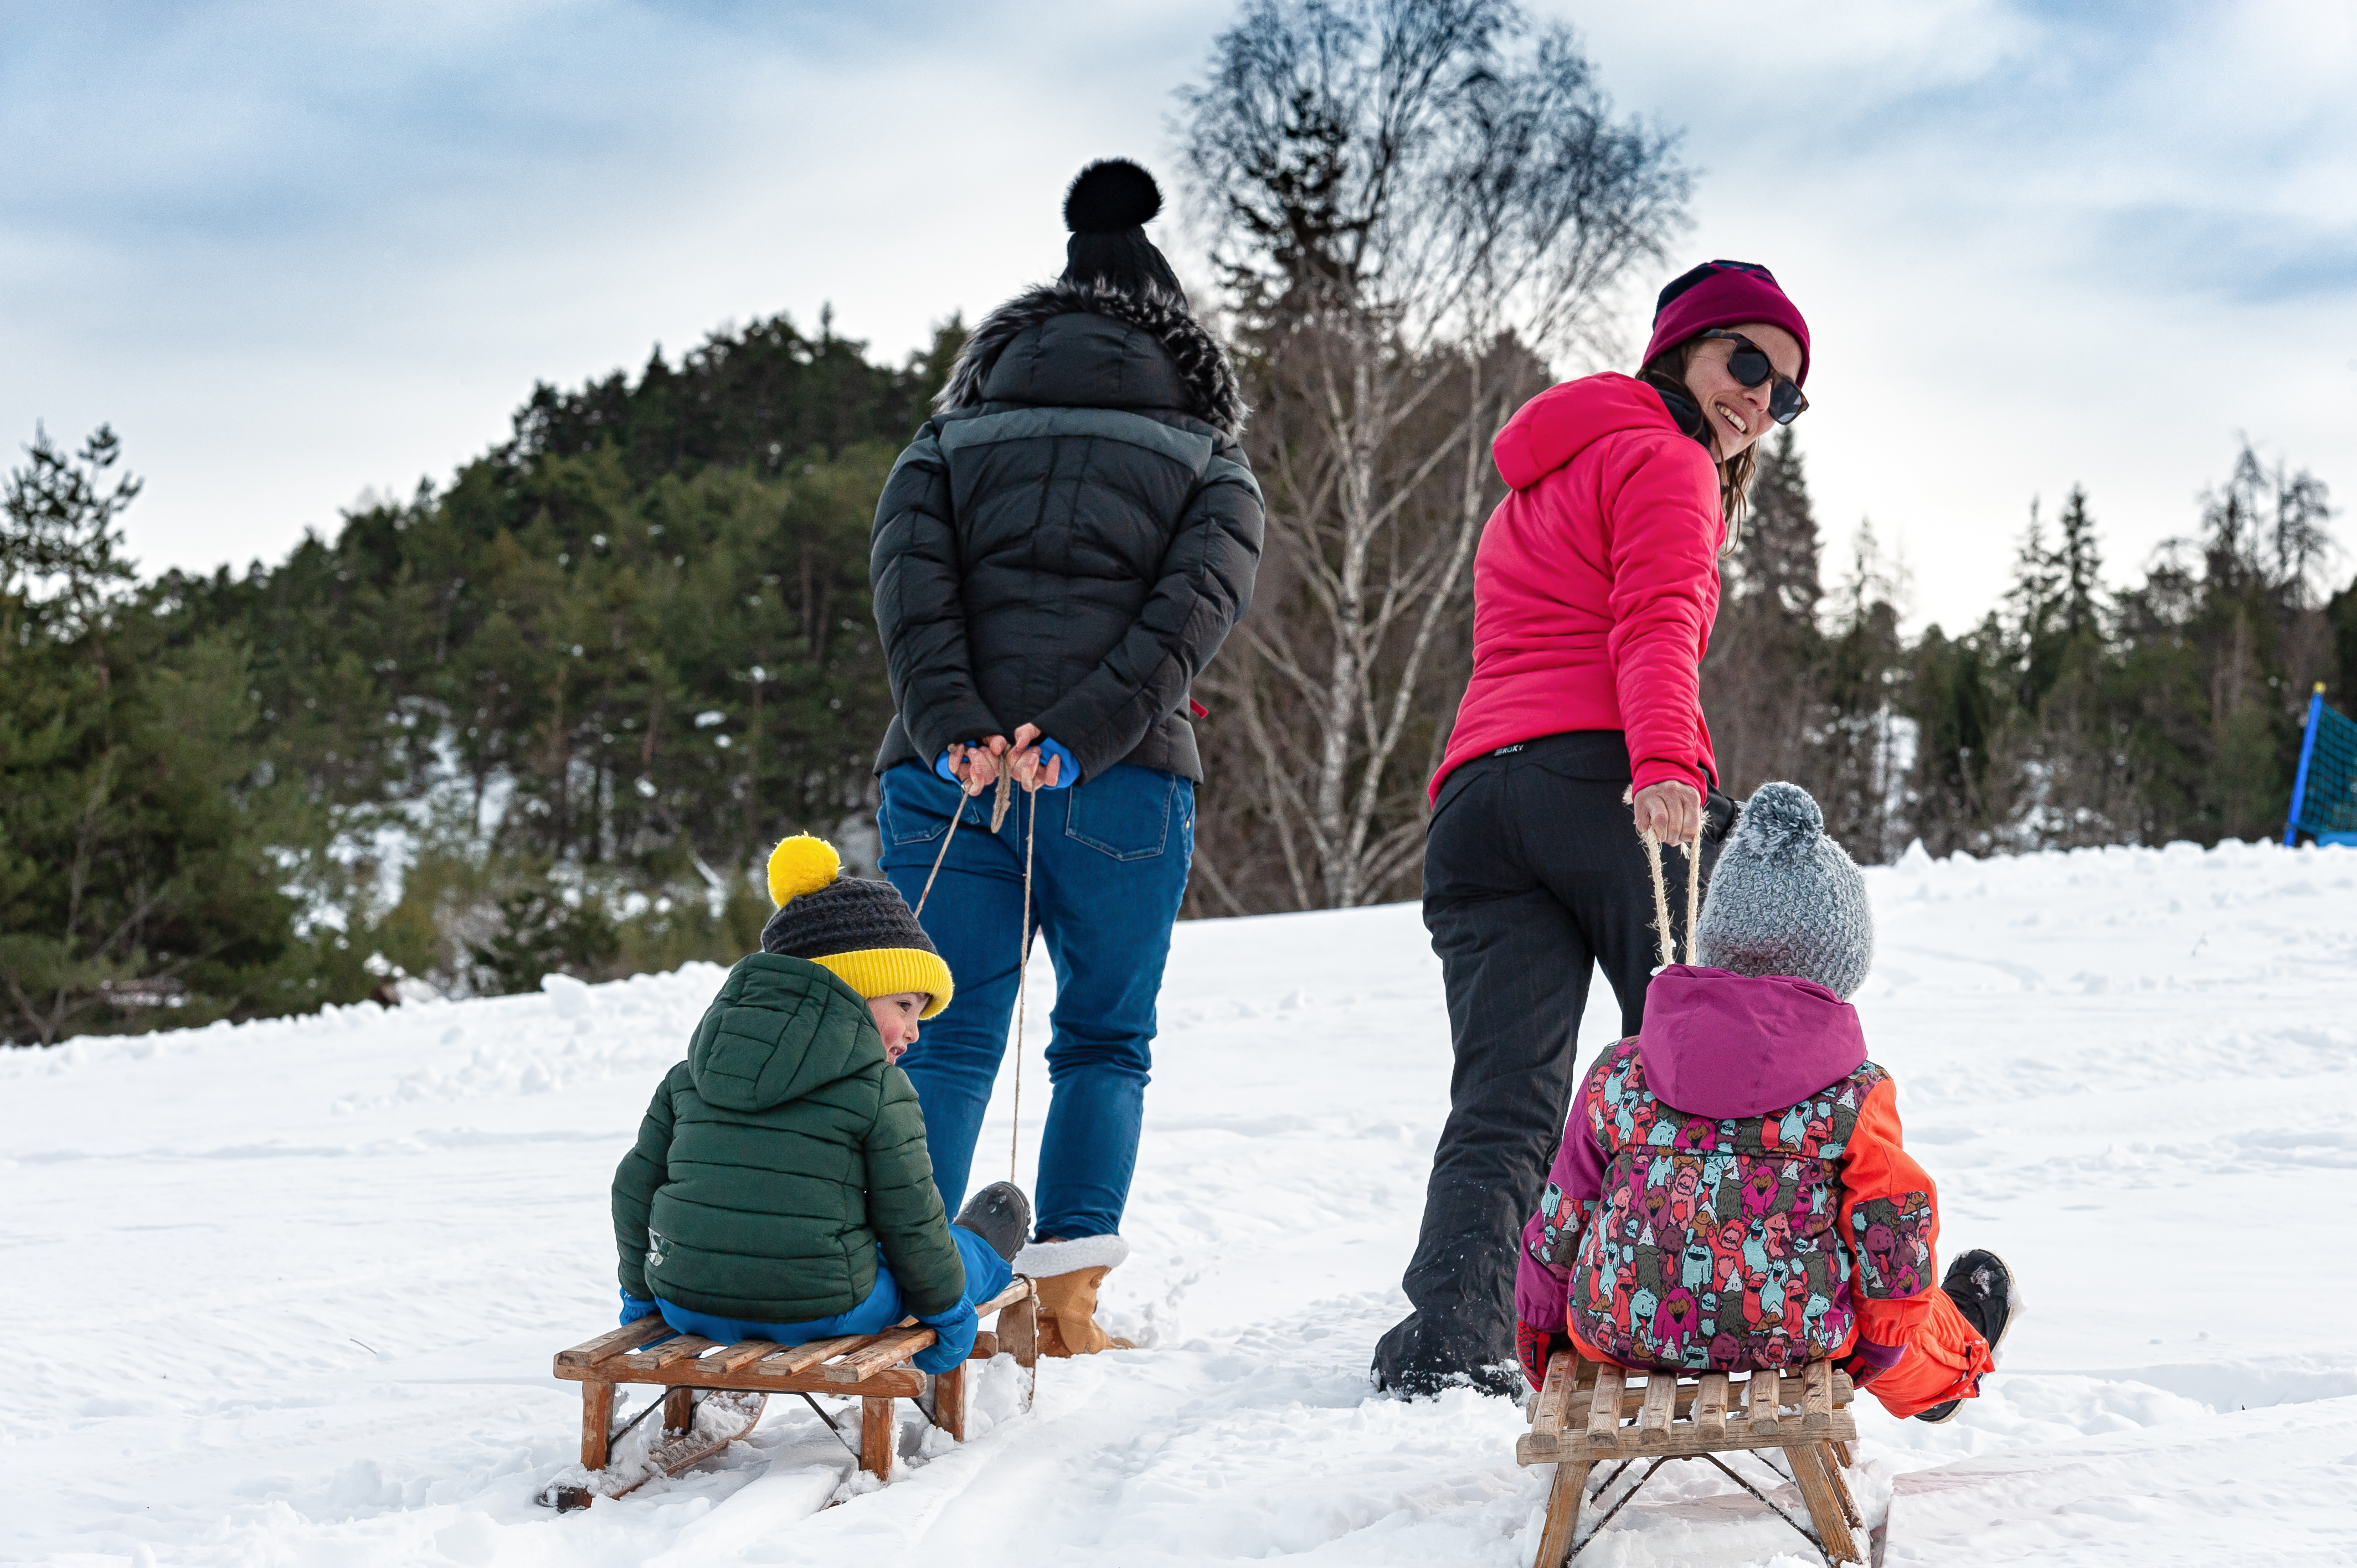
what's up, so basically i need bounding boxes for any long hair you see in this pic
[1639,341,1757,556]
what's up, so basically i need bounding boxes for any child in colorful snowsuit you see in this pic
[1514,783,2015,1421]
[610,835,1031,1375]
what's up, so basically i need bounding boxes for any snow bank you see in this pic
[6,839,2355,1565]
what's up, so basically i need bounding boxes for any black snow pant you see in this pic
[1371,731,1735,1395]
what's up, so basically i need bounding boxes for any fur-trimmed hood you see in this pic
[936,280,1249,438]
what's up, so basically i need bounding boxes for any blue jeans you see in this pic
[653,1225,1013,1344]
[878,761,1193,1240]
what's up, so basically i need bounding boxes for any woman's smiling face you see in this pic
[1680,321,1804,461]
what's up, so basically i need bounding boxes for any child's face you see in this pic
[867,992,927,1062]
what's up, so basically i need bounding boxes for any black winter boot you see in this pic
[955,1182,1032,1264]
[1371,1304,1522,1399]
[1914,1249,2016,1424]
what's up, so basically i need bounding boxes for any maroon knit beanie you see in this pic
[1641,260,1812,387]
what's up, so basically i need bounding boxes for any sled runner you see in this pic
[542,1387,773,1509]
[546,1276,1039,1505]
[1517,1349,1865,1566]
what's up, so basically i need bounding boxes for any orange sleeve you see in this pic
[1838,1076,1942,1343]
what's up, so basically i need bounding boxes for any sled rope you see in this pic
[912,754,1039,1184]
[1641,827,1704,966]
[1011,776,1037,1184]
[1684,824,1702,963]
[914,805,962,919]
[1643,833,1675,967]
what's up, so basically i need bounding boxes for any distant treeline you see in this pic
[3,313,2350,1046]
[1,316,962,1044]
[1705,431,2352,866]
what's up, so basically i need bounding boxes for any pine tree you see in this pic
[1,429,347,1045]
[1700,428,1825,794]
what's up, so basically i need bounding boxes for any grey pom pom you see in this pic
[1064,159,1162,233]
[1740,781,1823,861]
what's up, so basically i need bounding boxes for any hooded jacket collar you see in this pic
[1491,372,1695,492]
[688,953,882,1113]
[938,280,1248,437]
[1636,966,1866,1120]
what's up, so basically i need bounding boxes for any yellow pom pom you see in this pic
[767,834,842,907]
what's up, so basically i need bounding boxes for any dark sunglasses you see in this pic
[1696,330,1808,425]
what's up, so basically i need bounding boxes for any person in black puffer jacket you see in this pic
[870,158,1262,1358]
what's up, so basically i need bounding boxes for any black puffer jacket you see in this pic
[869,281,1264,784]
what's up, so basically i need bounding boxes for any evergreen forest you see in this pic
[5,305,2352,1046]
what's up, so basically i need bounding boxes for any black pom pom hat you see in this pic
[759,836,954,1018]
[1064,158,1162,232]
[1058,157,1185,301]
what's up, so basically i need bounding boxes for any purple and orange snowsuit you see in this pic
[1514,964,1993,1418]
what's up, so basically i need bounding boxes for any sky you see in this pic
[4,0,2355,631]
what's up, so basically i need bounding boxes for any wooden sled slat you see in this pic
[557,1317,680,1370]
[1584,1364,1624,1451]
[1531,1349,1577,1439]
[1693,1370,1730,1438]
[1801,1360,1835,1430]
[825,1325,935,1384]
[751,1333,868,1379]
[1636,1371,1676,1446]
[621,1333,717,1373]
[706,1339,780,1373]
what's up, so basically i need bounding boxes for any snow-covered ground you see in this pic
[8,839,2357,1566]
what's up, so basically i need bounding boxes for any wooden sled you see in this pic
[548,1276,1039,1504]
[1517,1350,1865,1566]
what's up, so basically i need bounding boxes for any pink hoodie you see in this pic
[1432,373,1723,800]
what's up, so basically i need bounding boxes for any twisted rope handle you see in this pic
[1011,787,1036,1183]
[1684,829,1702,963]
[1642,831,1676,968]
[910,755,1042,1186]
[913,803,963,918]
[1641,827,1705,966]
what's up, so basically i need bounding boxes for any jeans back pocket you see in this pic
[879,762,987,847]
[1063,767,1181,861]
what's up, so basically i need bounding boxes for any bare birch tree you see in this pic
[1178,0,1689,912]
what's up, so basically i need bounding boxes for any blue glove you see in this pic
[1031,736,1076,790]
[620,1291,662,1325]
[911,1299,978,1374]
[933,748,966,785]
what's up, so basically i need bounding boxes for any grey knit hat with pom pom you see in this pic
[1693,782,1874,999]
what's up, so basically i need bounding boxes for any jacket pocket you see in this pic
[1064,766,1180,861]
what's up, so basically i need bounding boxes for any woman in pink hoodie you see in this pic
[1515,783,2015,1421]
[1377,261,1816,1395]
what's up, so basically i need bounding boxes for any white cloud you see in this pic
[2,0,2351,632]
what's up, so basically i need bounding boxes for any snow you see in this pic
[7,838,2357,1566]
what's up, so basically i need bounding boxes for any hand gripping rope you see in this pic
[911,765,1040,1185]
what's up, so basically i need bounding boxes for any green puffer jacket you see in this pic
[611,953,964,1322]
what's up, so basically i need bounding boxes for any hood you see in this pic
[686,953,881,1113]
[1491,372,1684,492]
[1635,966,1866,1120]
[938,280,1249,437]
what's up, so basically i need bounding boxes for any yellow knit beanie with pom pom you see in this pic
[759,834,954,1019]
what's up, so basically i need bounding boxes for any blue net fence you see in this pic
[2287,690,2357,845]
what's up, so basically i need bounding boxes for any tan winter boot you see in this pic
[1014,1236,1136,1356]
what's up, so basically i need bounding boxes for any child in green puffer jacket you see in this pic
[609,835,1030,1374]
